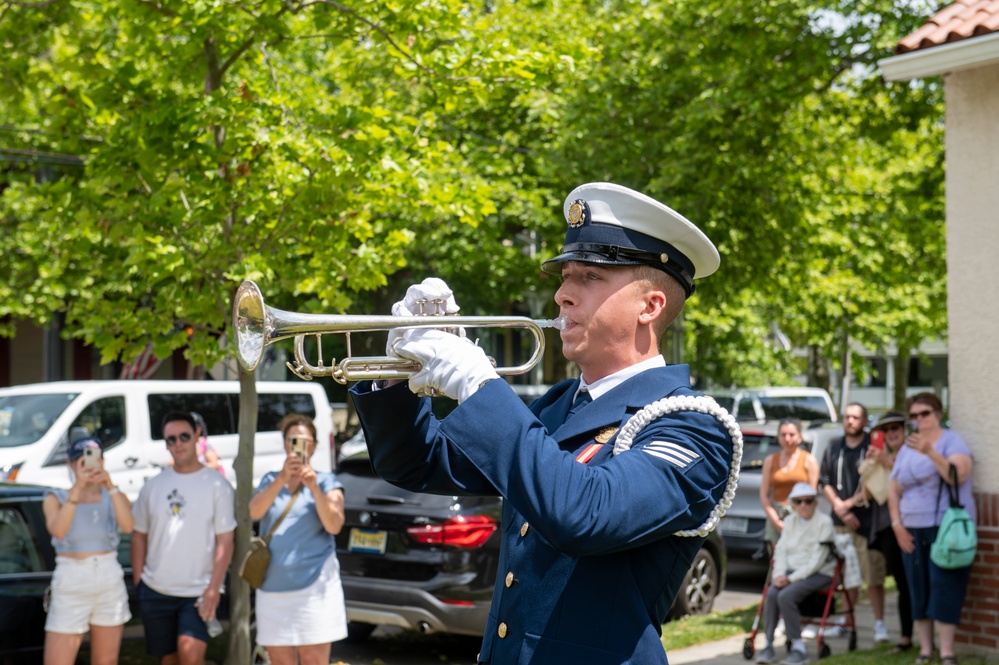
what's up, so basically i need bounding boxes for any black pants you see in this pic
[871,526,913,640]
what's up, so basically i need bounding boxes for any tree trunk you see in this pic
[893,347,910,411]
[808,344,831,394]
[227,369,258,665]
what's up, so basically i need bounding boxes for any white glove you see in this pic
[386,278,460,356]
[393,329,499,403]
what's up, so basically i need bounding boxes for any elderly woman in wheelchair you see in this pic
[757,482,837,665]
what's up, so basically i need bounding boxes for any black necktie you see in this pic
[567,389,592,418]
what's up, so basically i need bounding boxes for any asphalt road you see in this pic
[326,558,770,665]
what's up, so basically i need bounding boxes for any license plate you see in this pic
[721,517,749,534]
[348,528,388,554]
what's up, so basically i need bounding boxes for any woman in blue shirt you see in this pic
[42,437,134,665]
[249,414,347,665]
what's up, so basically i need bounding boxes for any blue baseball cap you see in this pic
[68,437,102,461]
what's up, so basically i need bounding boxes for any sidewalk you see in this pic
[669,591,901,665]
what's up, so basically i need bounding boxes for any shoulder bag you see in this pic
[239,485,302,589]
[930,464,977,570]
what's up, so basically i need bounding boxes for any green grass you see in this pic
[662,604,759,651]
[822,647,993,665]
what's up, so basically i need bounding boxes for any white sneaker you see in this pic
[823,624,845,638]
[775,618,786,637]
[801,625,817,639]
[824,616,847,637]
[874,620,890,644]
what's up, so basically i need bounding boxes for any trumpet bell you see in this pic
[233,281,269,372]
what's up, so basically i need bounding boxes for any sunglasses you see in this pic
[165,432,193,446]
[883,424,904,433]
[908,409,934,420]
[792,498,816,506]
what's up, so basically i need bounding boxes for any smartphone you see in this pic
[82,446,102,469]
[870,430,885,450]
[906,420,920,436]
[290,437,309,460]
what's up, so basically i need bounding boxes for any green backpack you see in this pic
[930,464,977,570]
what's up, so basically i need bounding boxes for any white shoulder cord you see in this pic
[611,395,743,538]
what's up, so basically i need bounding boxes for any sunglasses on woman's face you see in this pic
[883,424,904,433]
[792,498,816,506]
[908,409,934,420]
[165,432,193,446]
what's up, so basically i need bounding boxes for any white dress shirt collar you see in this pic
[573,355,667,404]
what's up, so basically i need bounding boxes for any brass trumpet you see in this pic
[232,280,567,383]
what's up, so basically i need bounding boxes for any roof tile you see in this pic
[896,0,999,54]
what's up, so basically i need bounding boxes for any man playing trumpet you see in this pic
[350,182,735,665]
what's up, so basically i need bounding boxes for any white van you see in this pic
[0,380,332,499]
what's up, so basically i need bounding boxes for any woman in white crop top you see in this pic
[42,437,134,665]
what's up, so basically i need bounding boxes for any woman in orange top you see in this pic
[760,418,820,553]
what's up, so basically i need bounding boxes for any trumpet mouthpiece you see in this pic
[540,315,569,331]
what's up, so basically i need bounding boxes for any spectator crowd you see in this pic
[42,410,346,665]
[757,394,975,665]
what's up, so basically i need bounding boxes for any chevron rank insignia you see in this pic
[643,441,700,468]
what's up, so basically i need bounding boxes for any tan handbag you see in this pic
[858,457,891,505]
[239,486,302,589]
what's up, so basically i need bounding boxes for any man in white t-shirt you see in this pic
[131,411,236,665]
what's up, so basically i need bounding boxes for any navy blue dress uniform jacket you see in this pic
[350,364,733,665]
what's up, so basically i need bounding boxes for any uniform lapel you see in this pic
[546,365,693,443]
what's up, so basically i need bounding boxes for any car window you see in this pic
[0,392,80,448]
[739,430,779,471]
[736,399,758,420]
[148,392,319,439]
[148,393,236,439]
[0,507,45,574]
[255,393,318,431]
[711,396,735,413]
[757,396,832,421]
[44,396,127,466]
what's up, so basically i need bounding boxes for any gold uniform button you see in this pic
[505,572,515,587]
[520,522,530,537]
[498,622,508,638]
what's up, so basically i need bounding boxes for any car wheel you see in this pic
[670,547,720,618]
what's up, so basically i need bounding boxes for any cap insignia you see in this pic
[567,200,589,228]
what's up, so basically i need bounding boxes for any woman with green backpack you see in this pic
[888,393,975,665]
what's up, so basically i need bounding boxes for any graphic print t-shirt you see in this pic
[133,466,236,597]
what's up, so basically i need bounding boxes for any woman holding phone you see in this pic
[248,414,348,665]
[888,393,974,665]
[42,437,134,665]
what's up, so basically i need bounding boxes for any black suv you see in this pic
[334,438,727,639]
[0,483,54,662]
[0,482,144,663]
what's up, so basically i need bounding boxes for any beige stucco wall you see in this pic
[945,62,999,495]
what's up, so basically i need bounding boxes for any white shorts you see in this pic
[45,553,131,634]
[255,554,348,647]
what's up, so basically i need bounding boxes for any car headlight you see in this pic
[0,462,23,481]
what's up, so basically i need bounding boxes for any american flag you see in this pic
[119,344,163,380]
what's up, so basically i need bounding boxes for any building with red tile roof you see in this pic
[897,0,999,53]
[879,3,999,658]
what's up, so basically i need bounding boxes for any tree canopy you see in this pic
[1,0,947,392]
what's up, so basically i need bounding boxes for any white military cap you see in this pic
[542,182,720,297]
